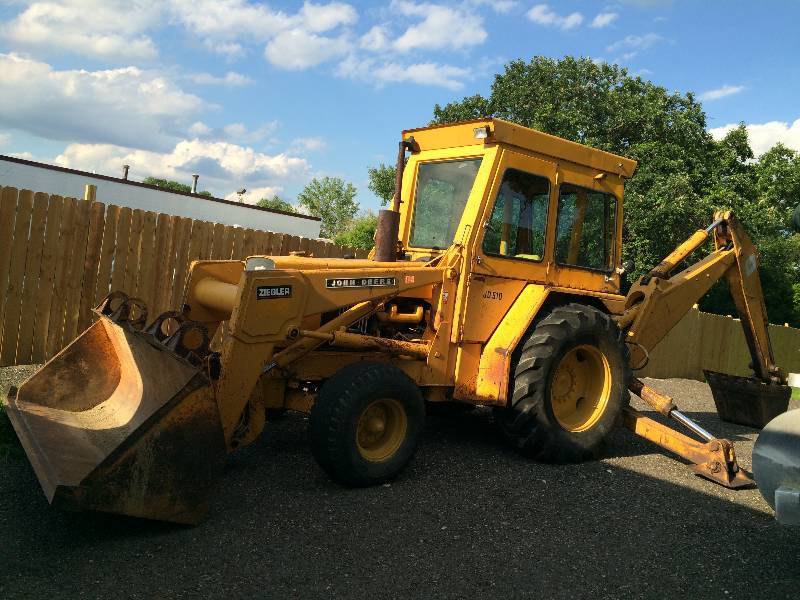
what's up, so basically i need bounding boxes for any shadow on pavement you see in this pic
[1,407,798,600]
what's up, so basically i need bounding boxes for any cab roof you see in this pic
[403,118,638,179]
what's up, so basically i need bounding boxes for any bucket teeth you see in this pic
[144,310,185,341]
[95,291,148,330]
[95,291,211,367]
[162,319,211,367]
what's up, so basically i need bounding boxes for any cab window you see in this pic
[482,169,549,262]
[555,184,617,271]
[409,158,482,249]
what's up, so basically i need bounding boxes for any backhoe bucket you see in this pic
[6,315,226,524]
[705,370,791,429]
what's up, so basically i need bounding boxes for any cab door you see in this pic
[548,162,623,295]
[460,149,557,343]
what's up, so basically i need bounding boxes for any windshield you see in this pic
[409,158,482,249]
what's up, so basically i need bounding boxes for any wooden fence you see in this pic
[639,307,800,380]
[0,186,365,366]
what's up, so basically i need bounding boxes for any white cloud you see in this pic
[55,139,309,199]
[0,133,9,148]
[2,0,161,60]
[225,186,285,205]
[338,56,468,90]
[265,29,351,70]
[188,121,279,143]
[360,25,390,51]
[591,12,619,28]
[709,118,800,157]
[171,0,357,58]
[299,1,358,32]
[188,71,253,86]
[170,0,293,44]
[0,53,204,150]
[527,4,583,30]
[393,1,488,52]
[204,40,246,59]
[290,137,327,152]
[467,0,518,14]
[222,122,279,143]
[698,84,745,102]
[189,122,212,137]
[607,32,663,52]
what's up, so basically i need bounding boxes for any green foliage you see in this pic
[334,213,378,250]
[257,195,296,213]
[367,163,396,205]
[298,176,358,238]
[434,56,800,325]
[432,94,492,123]
[142,176,212,197]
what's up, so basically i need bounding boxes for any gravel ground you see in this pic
[1,367,798,600]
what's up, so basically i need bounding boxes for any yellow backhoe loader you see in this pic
[7,119,792,523]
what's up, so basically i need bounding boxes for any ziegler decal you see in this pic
[326,277,398,289]
[256,285,292,299]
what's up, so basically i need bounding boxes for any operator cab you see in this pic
[396,118,636,296]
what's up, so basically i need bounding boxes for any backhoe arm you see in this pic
[619,211,784,384]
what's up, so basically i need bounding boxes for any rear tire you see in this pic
[495,303,629,463]
[309,362,425,486]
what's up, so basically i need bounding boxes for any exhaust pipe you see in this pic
[374,136,415,262]
[191,174,199,194]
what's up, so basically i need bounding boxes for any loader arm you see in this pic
[618,211,784,384]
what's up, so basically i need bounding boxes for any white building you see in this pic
[0,155,321,238]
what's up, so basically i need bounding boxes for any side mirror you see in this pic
[793,205,800,233]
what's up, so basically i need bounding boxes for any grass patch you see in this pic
[792,387,800,402]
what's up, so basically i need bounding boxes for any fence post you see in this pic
[83,184,97,202]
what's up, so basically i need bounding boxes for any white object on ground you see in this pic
[753,408,800,526]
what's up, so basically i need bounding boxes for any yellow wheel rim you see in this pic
[550,344,612,432]
[356,398,408,462]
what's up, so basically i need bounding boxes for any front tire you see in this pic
[495,303,629,463]
[309,362,425,486]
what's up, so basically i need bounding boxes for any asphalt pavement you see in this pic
[1,370,798,599]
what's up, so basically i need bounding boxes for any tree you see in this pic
[334,213,378,251]
[433,57,715,273]
[432,56,800,325]
[298,176,358,238]
[257,195,296,213]
[367,163,396,205]
[142,176,212,197]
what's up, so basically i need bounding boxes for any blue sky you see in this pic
[0,0,798,213]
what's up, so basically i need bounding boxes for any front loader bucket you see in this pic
[705,370,791,429]
[6,315,226,524]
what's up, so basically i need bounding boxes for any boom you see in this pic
[618,210,785,384]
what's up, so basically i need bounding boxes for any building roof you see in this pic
[403,118,638,179]
[0,154,320,222]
